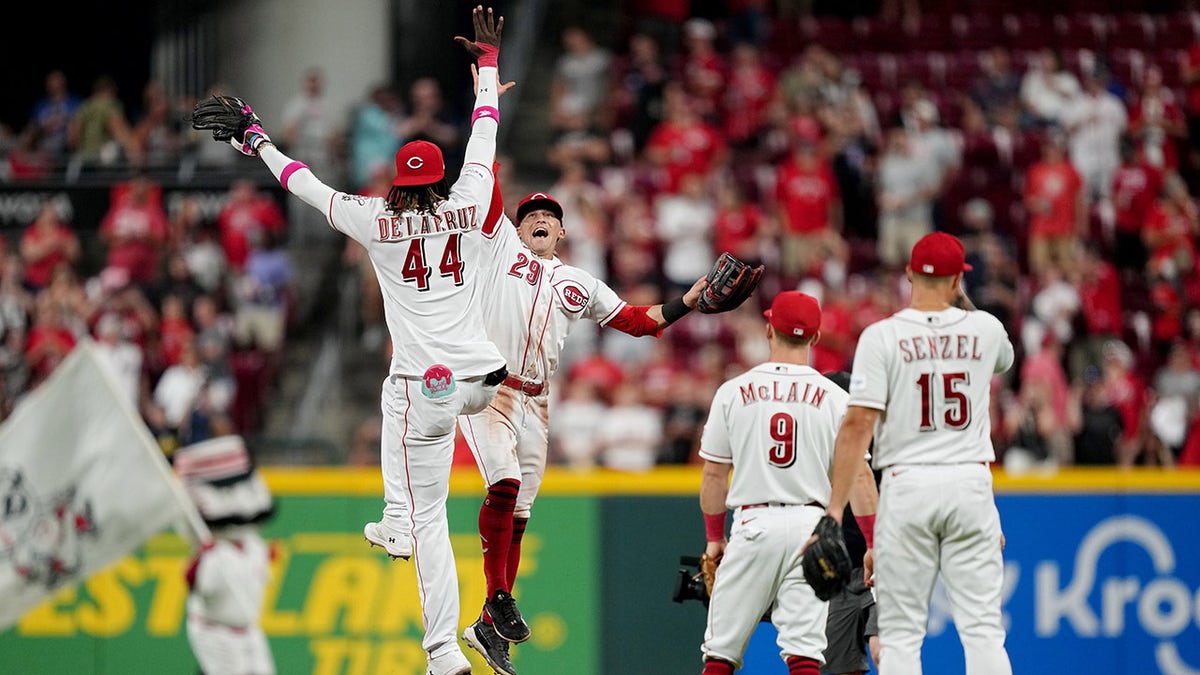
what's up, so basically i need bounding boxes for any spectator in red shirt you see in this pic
[99,174,169,287]
[216,179,287,272]
[721,43,775,148]
[24,299,76,388]
[711,181,765,266]
[1128,65,1187,172]
[19,202,80,291]
[1100,339,1148,466]
[1023,132,1085,276]
[1111,139,1164,274]
[158,293,195,369]
[643,82,727,194]
[1072,244,1124,379]
[773,125,846,286]
[1143,172,1200,285]
[676,18,726,121]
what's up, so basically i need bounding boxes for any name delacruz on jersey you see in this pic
[375,205,479,241]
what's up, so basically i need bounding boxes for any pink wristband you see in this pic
[855,514,876,549]
[280,161,308,191]
[472,106,500,126]
[704,512,726,542]
[476,43,499,68]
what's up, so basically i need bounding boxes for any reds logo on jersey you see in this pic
[554,281,589,313]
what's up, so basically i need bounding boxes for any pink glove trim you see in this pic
[704,512,725,542]
[280,161,308,191]
[477,43,499,67]
[472,106,500,126]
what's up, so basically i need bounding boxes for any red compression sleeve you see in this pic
[704,512,726,541]
[855,514,876,549]
[607,304,662,337]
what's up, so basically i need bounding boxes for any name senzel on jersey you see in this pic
[375,206,479,241]
[738,381,829,408]
[898,334,986,363]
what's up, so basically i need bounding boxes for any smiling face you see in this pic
[518,208,565,259]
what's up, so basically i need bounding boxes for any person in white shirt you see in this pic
[1061,68,1128,202]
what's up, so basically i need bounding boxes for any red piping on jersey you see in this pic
[482,162,503,237]
[401,378,431,632]
[598,300,625,326]
[326,192,337,231]
[518,267,547,373]
[607,304,663,338]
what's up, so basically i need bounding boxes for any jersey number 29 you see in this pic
[916,371,971,431]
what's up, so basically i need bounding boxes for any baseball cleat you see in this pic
[364,521,412,560]
[426,648,472,675]
[485,589,531,643]
[464,619,516,675]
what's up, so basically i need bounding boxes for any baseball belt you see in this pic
[502,375,544,396]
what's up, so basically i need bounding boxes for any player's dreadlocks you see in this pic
[386,179,449,215]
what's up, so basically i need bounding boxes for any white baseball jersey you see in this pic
[478,215,625,385]
[699,363,849,509]
[848,307,1014,468]
[259,91,505,379]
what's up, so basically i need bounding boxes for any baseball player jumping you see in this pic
[696,291,878,675]
[192,7,511,674]
[457,187,722,674]
[824,232,1014,675]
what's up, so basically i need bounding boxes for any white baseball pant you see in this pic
[460,385,549,518]
[379,373,500,659]
[875,462,1012,675]
[702,504,828,668]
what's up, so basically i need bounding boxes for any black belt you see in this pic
[742,501,824,510]
[483,366,508,387]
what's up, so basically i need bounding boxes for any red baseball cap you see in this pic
[910,232,973,276]
[517,192,564,222]
[392,140,445,187]
[763,291,821,338]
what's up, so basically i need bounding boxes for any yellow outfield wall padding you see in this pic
[259,466,1200,497]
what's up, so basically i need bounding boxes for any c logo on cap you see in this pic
[407,157,425,169]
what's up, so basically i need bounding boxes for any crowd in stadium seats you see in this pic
[519,0,1200,470]
[4,1,1200,470]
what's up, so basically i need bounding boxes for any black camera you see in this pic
[672,555,710,606]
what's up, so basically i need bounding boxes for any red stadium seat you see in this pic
[1054,13,1105,51]
[1155,11,1200,50]
[852,16,903,53]
[800,16,852,53]
[1107,13,1157,51]
[1154,48,1185,88]
[1108,48,1147,90]
[1061,48,1099,79]
[1004,13,1050,51]
[902,14,955,52]
[895,52,938,89]
[944,50,983,90]
[952,13,1004,51]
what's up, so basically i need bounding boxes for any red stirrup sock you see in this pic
[786,655,820,675]
[479,479,520,599]
[505,515,529,592]
[703,659,734,675]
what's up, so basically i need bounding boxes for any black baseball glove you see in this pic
[697,252,765,314]
[191,95,272,156]
[803,515,854,601]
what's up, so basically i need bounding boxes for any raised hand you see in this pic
[454,5,504,61]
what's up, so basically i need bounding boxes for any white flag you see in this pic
[0,339,209,631]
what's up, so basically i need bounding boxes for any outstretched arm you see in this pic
[454,6,505,177]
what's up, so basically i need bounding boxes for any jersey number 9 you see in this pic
[768,412,797,468]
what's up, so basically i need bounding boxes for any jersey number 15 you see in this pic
[916,371,971,431]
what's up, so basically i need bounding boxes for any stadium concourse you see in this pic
[1,0,1200,471]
